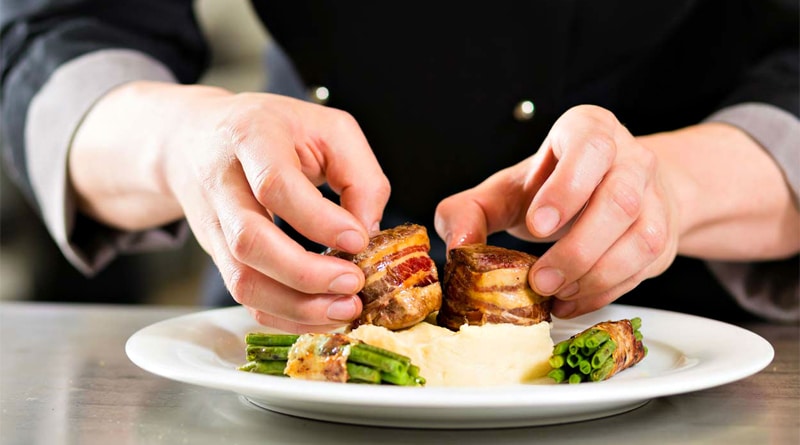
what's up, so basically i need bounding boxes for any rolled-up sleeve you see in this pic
[1,0,209,275]
[702,29,799,322]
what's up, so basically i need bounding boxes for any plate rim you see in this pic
[125,304,774,424]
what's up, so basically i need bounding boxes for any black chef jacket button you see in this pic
[309,85,330,105]
[513,100,536,121]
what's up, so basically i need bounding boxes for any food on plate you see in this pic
[237,332,425,386]
[547,318,647,383]
[437,243,552,330]
[348,320,554,387]
[324,223,442,330]
[239,229,646,388]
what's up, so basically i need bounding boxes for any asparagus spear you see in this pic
[547,317,647,384]
[238,332,425,386]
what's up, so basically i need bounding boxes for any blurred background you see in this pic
[0,1,271,306]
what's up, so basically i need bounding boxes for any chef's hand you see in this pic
[70,82,390,332]
[434,105,679,318]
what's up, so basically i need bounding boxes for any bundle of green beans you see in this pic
[547,317,647,384]
[237,333,426,386]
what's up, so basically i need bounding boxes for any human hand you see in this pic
[70,83,390,332]
[434,105,679,318]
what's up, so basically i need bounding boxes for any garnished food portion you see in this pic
[324,223,442,331]
[238,332,425,386]
[348,321,553,387]
[240,230,647,388]
[437,244,552,330]
[547,318,647,384]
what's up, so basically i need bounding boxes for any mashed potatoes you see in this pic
[348,321,553,387]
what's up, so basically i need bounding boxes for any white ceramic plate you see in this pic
[126,304,773,429]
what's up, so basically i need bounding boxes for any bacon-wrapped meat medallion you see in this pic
[324,223,442,331]
[437,243,552,330]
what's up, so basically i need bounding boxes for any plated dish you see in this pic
[125,304,774,429]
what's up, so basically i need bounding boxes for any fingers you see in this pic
[205,209,365,328]
[219,248,364,329]
[184,158,366,328]
[234,98,389,249]
[435,160,542,249]
[530,160,650,295]
[314,110,392,235]
[165,92,387,330]
[526,106,619,238]
[247,307,356,334]
[541,181,675,319]
[210,161,366,296]
[437,105,676,321]
[435,105,622,251]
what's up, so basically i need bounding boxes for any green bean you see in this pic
[568,373,583,384]
[590,340,617,369]
[246,345,290,361]
[547,368,566,384]
[584,330,611,349]
[245,333,300,346]
[549,354,565,369]
[239,332,424,386]
[237,360,286,375]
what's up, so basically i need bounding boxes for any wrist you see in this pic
[69,81,231,230]
[639,122,799,260]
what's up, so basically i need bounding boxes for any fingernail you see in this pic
[557,282,580,299]
[534,267,565,294]
[552,300,576,318]
[533,206,560,235]
[336,229,367,252]
[327,296,358,321]
[328,273,361,294]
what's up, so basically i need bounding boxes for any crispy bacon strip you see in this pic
[593,320,646,379]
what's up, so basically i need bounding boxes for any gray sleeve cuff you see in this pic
[705,102,800,206]
[25,49,189,276]
[703,102,800,322]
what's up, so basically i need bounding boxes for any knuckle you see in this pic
[638,146,659,175]
[580,269,614,295]
[228,223,258,262]
[252,163,285,205]
[578,104,616,122]
[561,241,594,273]
[636,221,668,258]
[607,177,642,220]
[375,177,392,201]
[589,289,618,310]
[252,310,277,327]
[217,106,254,151]
[328,109,360,133]
[583,133,616,163]
[569,105,618,129]
[289,265,321,293]
[198,213,223,236]
[227,267,257,305]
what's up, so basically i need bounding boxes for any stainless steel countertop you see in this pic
[1,301,798,445]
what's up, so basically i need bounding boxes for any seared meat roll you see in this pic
[325,223,442,330]
[547,318,647,383]
[437,243,551,330]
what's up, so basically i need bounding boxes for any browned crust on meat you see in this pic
[325,223,442,330]
[437,243,551,330]
[595,320,646,378]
